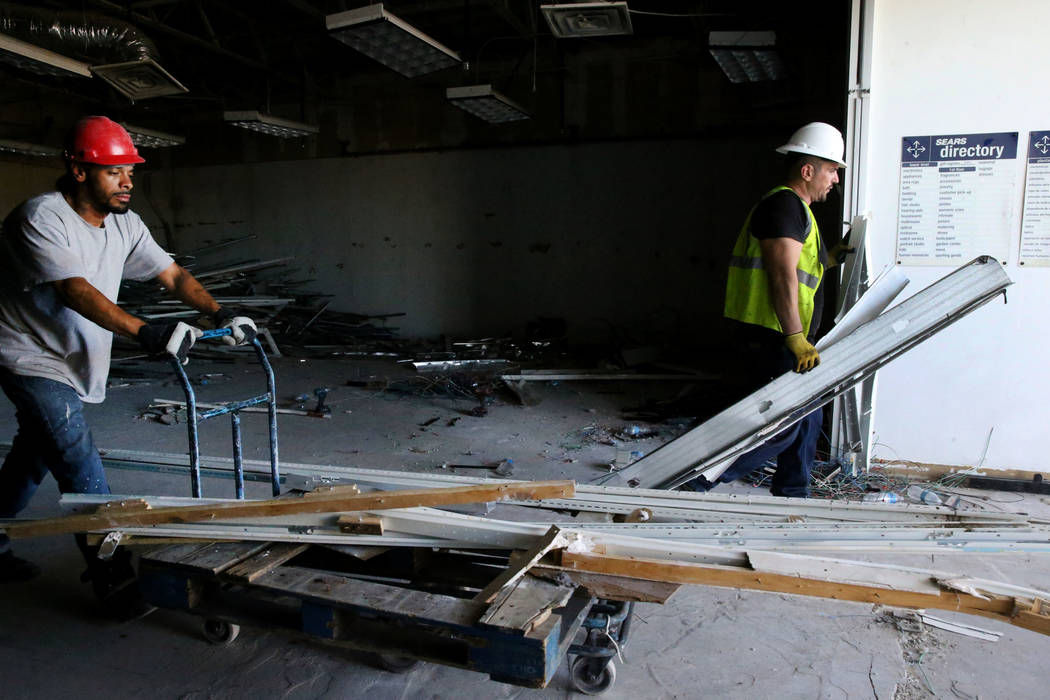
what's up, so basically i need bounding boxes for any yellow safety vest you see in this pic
[723,186,823,337]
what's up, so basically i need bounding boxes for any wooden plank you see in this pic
[223,543,310,583]
[473,526,568,604]
[141,543,215,565]
[174,542,271,574]
[142,541,269,574]
[478,575,575,634]
[337,514,384,535]
[531,564,681,603]
[4,480,576,539]
[1011,598,1050,636]
[252,566,485,628]
[559,551,1050,635]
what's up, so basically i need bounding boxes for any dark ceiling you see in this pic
[0,1,851,162]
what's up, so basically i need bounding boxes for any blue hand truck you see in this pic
[167,327,281,499]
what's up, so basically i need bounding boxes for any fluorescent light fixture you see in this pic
[121,123,185,148]
[0,139,62,157]
[223,111,319,139]
[446,85,530,124]
[708,31,786,83]
[91,58,188,100]
[0,32,91,78]
[326,4,461,78]
[541,2,633,38]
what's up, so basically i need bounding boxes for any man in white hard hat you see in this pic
[684,122,851,497]
[0,116,256,618]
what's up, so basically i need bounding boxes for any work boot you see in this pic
[0,550,41,583]
[678,475,715,493]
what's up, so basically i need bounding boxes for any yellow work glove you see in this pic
[826,242,855,269]
[784,332,820,373]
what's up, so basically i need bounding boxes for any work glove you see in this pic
[826,241,855,269]
[784,332,820,373]
[138,321,203,365]
[212,307,257,346]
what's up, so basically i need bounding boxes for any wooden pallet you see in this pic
[138,541,594,688]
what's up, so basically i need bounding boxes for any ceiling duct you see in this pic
[0,3,186,99]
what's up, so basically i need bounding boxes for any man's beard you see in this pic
[89,182,129,214]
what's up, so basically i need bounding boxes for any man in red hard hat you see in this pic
[0,116,256,619]
[683,122,853,498]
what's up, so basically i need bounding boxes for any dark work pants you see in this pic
[716,408,822,498]
[715,324,822,498]
[0,367,110,558]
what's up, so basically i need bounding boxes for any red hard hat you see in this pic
[66,116,145,165]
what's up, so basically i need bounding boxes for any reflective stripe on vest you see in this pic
[723,186,823,336]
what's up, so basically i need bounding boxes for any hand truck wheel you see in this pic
[202,619,241,645]
[569,656,616,695]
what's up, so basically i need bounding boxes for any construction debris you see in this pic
[9,482,1050,639]
[600,257,1012,490]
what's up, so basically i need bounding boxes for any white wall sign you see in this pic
[895,131,1017,265]
[1019,130,1050,266]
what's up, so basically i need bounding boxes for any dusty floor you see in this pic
[1,355,1048,699]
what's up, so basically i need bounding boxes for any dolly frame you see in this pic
[169,328,280,499]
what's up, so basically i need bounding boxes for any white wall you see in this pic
[866,0,1050,471]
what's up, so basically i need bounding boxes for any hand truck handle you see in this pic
[199,327,233,341]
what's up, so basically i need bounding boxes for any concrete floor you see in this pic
[2,355,1048,699]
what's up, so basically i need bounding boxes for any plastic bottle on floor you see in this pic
[906,485,943,505]
[861,492,900,503]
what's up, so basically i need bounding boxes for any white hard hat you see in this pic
[776,122,847,168]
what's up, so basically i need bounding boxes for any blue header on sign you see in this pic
[1028,131,1050,160]
[901,132,1018,163]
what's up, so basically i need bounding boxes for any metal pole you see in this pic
[253,338,281,496]
[231,412,245,500]
[170,356,202,498]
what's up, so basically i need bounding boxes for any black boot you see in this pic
[0,550,41,583]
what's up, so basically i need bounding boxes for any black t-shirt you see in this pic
[748,189,826,340]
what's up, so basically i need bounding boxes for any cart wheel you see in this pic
[375,653,421,673]
[202,619,240,645]
[569,656,616,695]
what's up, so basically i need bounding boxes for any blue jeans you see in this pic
[697,322,823,498]
[715,408,822,498]
[0,368,110,555]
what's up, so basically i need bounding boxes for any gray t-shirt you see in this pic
[0,191,173,402]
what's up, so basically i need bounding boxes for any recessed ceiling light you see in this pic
[223,111,319,139]
[0,32,91,78]
[541,2,633,38]
[446,85,530,124]
[0,139,62,157]
[326,4,461,78]
[708,31,786,83]
[121,123,186,148]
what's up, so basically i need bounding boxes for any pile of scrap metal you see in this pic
[115,234,403,359]
[4,467,1050,640]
